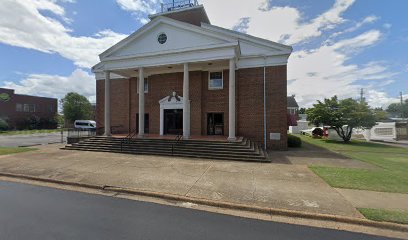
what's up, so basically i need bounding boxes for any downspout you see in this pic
[128,78,131,134]
[263,56,267,150]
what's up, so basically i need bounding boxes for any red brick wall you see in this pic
[236,66,288,150]
[96,65,287,150]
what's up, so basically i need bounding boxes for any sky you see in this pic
[0,0,407,108]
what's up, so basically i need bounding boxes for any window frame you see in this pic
[208,71,224,90]
[137,78,149,94]
[16,103,23,112]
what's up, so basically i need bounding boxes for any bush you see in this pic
[288,134,302,148]
[0,118,9,131]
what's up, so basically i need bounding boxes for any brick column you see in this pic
[138,67,145,137]
[228,58,236,140]
[104,71,111,136]
[183,63,190,138]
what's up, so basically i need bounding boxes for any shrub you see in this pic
[288,134,302,148]
[0,118,9,131]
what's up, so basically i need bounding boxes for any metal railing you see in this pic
[171,134,183,155]
[67,128,97,139]
[120,129,138,152]
[160,0,198,13]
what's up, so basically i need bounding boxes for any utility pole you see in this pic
[400,91,403,105]
[400,91,404,118]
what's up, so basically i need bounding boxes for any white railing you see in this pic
[160,0,199,13]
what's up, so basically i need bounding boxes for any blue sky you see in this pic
[0,0,407,107]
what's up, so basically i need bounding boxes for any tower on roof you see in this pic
[148,0,210,26]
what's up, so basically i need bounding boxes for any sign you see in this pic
[0,93,11,102]
[270,133,281,140]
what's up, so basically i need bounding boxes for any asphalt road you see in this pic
[0,181,399,240]
[0,132,66,147]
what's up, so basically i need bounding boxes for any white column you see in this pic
[183,63,190,138]
[138,67,145,137]
[104,71,111,136]
[159,107,164,135]
[228,58,236,140]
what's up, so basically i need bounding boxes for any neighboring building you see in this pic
[92,2,292,150]
[287,95,299,127]
[287,95,299,115]
[90,103,97,120]
[0,88,57,129]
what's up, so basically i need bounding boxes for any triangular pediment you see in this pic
[101,17,234,60]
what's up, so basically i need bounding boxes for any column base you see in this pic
[183,135,190,140]
[137,134,144,138]
[227,136,237,141]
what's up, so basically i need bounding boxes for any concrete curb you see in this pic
[1,171,407,233]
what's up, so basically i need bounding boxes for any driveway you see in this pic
[0,132,66,147]
[0,144,362,218]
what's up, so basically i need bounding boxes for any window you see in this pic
[16,103,22,112]
[137,78,149,93]
[23,104,29,112]
[48,105,54,113]
[29,104,36,112]
[157,33,167,44]
[208,71,223,90]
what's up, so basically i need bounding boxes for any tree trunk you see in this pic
[334,126,353,143]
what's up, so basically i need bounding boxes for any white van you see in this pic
[74,120,96,130]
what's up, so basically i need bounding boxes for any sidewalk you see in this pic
[0,144,362,218]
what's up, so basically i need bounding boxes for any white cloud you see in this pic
[0,0,127,68]
[2,69,96,102]
[202,0,355,45]
[116,0,159,23]
[286,29,396,108]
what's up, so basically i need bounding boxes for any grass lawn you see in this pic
[0,129,60,136]
[0,147,37,155]
[299,135,408,193]
[358,208,408,224]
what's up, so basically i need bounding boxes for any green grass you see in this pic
[0,147,37,155]
[299,135,408,193]
[358,208,408,224]
[0,129,60,136]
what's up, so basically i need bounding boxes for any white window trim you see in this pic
[137,78,149,94]
[208,71,223,90]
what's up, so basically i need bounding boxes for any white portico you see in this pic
[92,3,292,144]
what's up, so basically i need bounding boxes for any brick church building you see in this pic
[92,2,292,150]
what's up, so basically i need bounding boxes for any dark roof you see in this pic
[287,96,299,108]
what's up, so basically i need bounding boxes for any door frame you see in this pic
[159,95,184,135]
[207,112,224,135]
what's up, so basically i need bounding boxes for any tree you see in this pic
[387,100,408,118]
[306,96,376,142]
[0,118,8,131]
[61,92,92,124]
[373,107,389,121]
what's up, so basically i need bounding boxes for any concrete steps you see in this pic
[63,136,269,162]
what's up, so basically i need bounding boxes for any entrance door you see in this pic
[207,113,224,135]
[164,109,183,135]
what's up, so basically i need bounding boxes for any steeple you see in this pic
[148,0,210,26]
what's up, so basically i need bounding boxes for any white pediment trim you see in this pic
[200,23,292,54]
[99,16,236,60]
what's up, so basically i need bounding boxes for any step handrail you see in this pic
[171,134,183,155]
[121,129,138,152]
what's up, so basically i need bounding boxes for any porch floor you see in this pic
[110,134,241,142]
